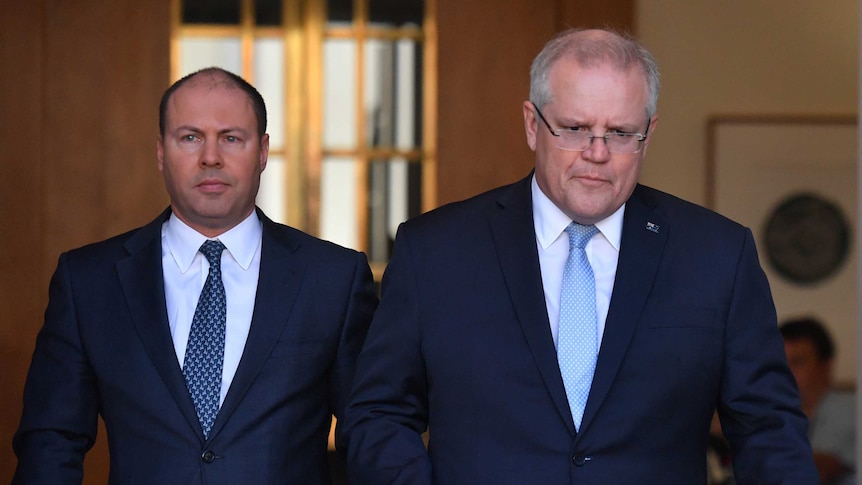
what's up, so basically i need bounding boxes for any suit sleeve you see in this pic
[717,229,819,483]
[344,225,433,485]
[12,254,99,484]
[330,250,379,456]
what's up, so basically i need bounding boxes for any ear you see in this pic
[523,101,538,152]
[640,114,658,159]
[642,114,659,152]
[259,134,270,172]
[156,135,165,173]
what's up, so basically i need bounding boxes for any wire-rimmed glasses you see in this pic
[533,103,651,154]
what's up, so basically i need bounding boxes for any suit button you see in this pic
[573,454,587,466]
[201,450,216,463]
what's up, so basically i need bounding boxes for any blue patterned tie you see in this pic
[558,222,600,430]
[182,240,226,439]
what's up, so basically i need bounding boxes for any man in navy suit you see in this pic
[13,67,377,483]
[345,28,817,483]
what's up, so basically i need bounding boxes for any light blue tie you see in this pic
[182,240,226,439]
[558,222,599,430]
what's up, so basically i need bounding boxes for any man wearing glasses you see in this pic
[345,28,817,483]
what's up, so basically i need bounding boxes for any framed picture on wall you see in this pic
[706,114,857,383]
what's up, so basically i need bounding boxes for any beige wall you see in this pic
[637,0,859,382]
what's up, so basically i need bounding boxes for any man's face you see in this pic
[784,338,831,402]
[523,58,656,225]
[157,76,268,237]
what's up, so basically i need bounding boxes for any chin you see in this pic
[564,200,604,221]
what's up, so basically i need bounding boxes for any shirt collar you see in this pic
[163,211,264,273]
[531,174,624,251]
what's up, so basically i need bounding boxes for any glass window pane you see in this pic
[323,39,357,150]
[321,157,359,249]
[254,38,285,150]
[396,39,422,149]
[255,0,282,26]
[364,39,422,150]
[369,0,423,27]
[257,155,286,224]
[183,0,241,24]
[368,158,422,262]
[179,37,242,77]
[364,39,394,148]
[327,0,353,22]
[388,160,422,234]
[367,161,388,261]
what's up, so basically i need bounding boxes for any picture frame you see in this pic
[706,114,857,383]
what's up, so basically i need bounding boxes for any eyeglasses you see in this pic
[533,104,651,154]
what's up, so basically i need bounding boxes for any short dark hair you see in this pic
[779,317,835,362]
[159,67,267,138]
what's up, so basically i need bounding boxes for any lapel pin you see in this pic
[645,222,660,233]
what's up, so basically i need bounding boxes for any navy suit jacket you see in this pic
[13,208,378,484]
[345,175,817,484]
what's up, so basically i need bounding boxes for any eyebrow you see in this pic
[174,125,250,136]
[556,120,642,133]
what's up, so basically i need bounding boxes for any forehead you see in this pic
[165,76,255,126]
[547,58,647,116]
[784,338,819,358]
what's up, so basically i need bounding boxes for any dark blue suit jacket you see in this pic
[345,175,817,484]
[13,208,378,484]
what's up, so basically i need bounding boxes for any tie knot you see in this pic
[199,240,226,268]
[565,222,598,249]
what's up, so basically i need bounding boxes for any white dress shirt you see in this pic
[161,211,262,405]
[531,175,623,350]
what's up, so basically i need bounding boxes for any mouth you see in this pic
[573,174,606,187]
[196,178,229,194]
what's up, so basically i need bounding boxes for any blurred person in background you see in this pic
[781,316,855,485]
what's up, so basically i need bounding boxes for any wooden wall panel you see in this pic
[0,0,170,482]
[43,1,170,274]
[0,0,45,481]
[436,0,551,206]
[558,0,635,33]
[436,0,635,206]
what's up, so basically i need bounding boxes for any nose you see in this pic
[581,135,611,162]
[199,140,223,167]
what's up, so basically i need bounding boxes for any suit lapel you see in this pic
[578,186,667,437]
[488,176,577,434]
[117,209,203,437]
[208,211,305,441]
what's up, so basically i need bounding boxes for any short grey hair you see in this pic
[529,28,660,119]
